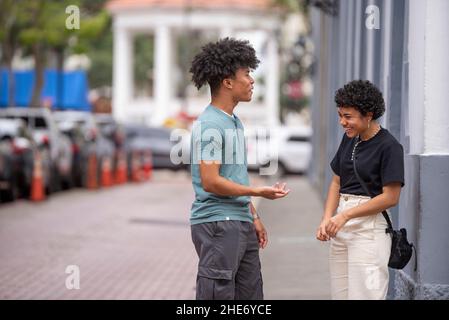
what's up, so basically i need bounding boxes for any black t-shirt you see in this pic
[330,128,404,196]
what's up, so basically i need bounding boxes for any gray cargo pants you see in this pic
[191,220,264,300]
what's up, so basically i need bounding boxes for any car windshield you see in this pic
[33,117,48,128]
[2,115,48,129]
[0,121,20,136]
[287,135,310,142]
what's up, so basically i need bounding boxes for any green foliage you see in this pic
[0,0,112,94]
[85,27,112,88]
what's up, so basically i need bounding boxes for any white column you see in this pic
[152,25,172,126]
[112,24,133,123]
[265,33,280,127]
[409,0,449,154]
[423,0,449,154]
[408,0,425,154]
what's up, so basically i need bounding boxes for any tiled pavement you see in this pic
[0,170,329,300]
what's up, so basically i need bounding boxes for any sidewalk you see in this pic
[258,175,331,299]
[0,171,329,299]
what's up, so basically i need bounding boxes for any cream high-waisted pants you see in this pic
[329,194,392,300]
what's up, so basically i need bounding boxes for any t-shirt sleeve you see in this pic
[191,120,224,163]
[330,134,346,176]
[380,142,405,187]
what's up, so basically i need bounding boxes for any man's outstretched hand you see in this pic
[255,182,290,200]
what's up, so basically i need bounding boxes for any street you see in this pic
[0,170,329,299]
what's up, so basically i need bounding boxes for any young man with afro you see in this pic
[189,37,290,300]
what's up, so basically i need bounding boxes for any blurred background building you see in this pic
[107,0,284,127]
[308,0,449,299]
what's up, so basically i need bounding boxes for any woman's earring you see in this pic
[368,120,371,129]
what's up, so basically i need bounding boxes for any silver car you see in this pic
[54,111,115,187]
[0,107,73,193]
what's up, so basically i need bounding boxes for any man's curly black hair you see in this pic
[334,80,385,119]
[190,37,260,94]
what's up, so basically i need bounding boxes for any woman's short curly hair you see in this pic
[334,80,385,119]
[190,37,260,94]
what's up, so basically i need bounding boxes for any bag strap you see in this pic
[353,137,417,271]
[351,137,394,231]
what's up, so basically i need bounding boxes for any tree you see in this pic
[18,1,71,107]
[1,0,109,108]
[0,0,28,106]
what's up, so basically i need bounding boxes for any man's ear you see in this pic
[222,78,233,90]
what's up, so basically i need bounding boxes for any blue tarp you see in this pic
[0,70,8,106]
[0,68,91,110]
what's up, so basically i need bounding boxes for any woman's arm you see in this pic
[322,175,341,220]
[316,174,340,241]
[326,182,402,237]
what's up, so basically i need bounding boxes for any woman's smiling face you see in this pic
[337,106,372,138]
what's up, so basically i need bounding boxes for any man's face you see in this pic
[230,67,255,102]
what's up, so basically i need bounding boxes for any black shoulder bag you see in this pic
[352,138,416,270]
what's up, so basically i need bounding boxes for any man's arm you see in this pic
[250,201,268,249]
[199,161,289,199]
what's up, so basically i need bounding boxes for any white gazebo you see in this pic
[106,0,282,127]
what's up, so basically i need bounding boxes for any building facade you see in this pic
[309,0,449,299]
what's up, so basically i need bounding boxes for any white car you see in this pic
[245,126,312,175]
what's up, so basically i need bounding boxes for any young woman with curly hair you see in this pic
[189,38,289,300]
[316,80,405,300]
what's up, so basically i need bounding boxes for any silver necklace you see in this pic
[351,140,362,161]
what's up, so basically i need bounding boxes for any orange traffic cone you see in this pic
[131,151,144,182]
[86,153,98,189]
[101,156,114,187]
[30,150,45,201]
[114,150,127,184]
[142,150,153,181]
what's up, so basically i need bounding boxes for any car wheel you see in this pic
[1,179,18,202]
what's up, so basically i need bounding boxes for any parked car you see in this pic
[56,120,91,187]
[53,111,115,187]
[93,114,125,150]
[245,127,272,172]
[0,119,35,201]
[0,107,73,193]
[123,124,184,170]
[246,126,312,175]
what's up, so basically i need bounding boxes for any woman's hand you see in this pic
[254,219,268,249]
[325,212,350,238]
[316,218,331,241]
